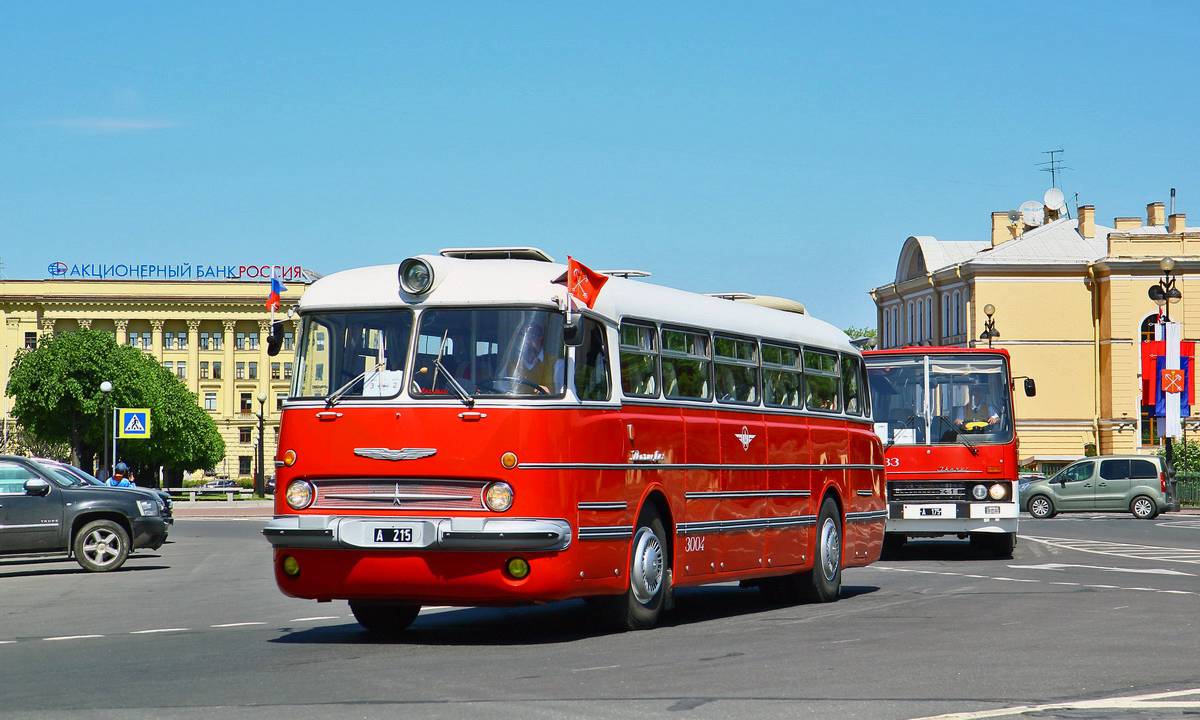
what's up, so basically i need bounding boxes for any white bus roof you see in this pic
[299,252,855,353]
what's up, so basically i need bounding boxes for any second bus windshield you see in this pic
[865,354,1013,445]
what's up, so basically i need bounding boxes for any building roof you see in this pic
[967,218,1111,266]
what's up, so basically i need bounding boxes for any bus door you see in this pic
[804,348,849,545]
[713,335,766,573]
[841,354,881,562]
[762,343,809,568]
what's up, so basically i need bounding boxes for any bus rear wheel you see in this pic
[349,601,421,636]
[603,507,669,631]
[799,497,842,603]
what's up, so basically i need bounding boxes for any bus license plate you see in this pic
[372,525,418,544]
[903,503,955,520]
[984,505,1000,515]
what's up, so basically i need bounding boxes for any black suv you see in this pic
[0,456,169,571]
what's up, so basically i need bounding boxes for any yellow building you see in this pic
[870,198,1197,473]
[0,270,308,481]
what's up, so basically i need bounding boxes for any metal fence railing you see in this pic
[1174,472,1200,506]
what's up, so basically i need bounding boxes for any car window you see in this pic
[0,461,38,494]
[1060,461,1094,483]
[1099,459,1129,480]
[1130,460,1159,480]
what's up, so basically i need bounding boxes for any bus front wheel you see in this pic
[604,507,669,631]
[799,497,842,603]
[349,601,421,635]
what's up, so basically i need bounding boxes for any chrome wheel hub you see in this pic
[630,526,664,604]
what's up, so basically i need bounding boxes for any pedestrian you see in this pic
[107,462,133,487]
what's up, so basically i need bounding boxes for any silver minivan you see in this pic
[1020,455,1170,519]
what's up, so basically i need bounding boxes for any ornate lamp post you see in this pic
[100,381,113,479]
[1149,257,1183,511]
[255,391,268,497]
[978,304,1000,348]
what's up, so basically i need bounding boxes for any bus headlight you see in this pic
[398,258,434,295]
[989,483,1007,501]
[484,482,514,512]
[971,484,988,500]
[286,480,315,510]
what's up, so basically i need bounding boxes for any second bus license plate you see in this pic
[372,524,420,545]
[902,503,956,520]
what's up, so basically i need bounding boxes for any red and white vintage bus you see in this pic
[862,347,1035,557]
[263,248,885,633]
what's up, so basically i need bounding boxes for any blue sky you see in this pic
[3,2,1198,329]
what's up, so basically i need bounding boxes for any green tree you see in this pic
[844,326,877,349]
[6,329,224,480]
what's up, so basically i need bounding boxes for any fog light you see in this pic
[501,452,518,469]
[283,449,297,467]
[506,557,530,579]
[282,555,300,577]
[286,479,315,510]
[485,482,514,512]
[972,484,988,500]
[989,483,1007,500]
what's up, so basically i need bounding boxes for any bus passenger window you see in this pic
[714,336,758,404]
[619,323,659,397]
[803,349,841,412]
[574,319,611,401]
[841,354,864,416]
[762,343,802,408]
[662,328,711,400]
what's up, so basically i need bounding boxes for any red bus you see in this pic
[862,347,1035,557]
[263,248,885,633]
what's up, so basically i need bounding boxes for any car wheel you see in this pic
[799,497,842,603]
[1028,495,1055,519]
[73,520,130,572]
[1131,495,1158,520]
[603,505,669,631]
[349,602,421,635]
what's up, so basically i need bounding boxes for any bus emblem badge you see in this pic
[735,426,756,451]
[355,448,438,461]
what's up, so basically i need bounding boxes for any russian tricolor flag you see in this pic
[266,277,287,311]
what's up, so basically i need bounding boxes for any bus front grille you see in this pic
[887,482,966,502]
[311,479,487,511]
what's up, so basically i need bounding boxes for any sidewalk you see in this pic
[171,499,274,518]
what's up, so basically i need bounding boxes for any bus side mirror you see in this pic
[1024,378,1036,397]
[563,311,585,347]
[267,321,285,356]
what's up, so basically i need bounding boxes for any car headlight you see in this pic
[989,483,1007,500]
[971,484,988,500]
[484,482,514,512]
[137,499,160,516]
[286,480,315,510]
[398,258,434,295]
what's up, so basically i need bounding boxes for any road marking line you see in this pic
[907,686,1200,719]
[211,622,267,628]
[130,628,188,634]
[45,635,103,641]
[1009,562,1194,576]
[291,616,341,622]
[571,665,620,673]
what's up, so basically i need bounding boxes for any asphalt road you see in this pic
[1,513,1198,719]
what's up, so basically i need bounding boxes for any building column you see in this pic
[222,320,236,417]
[78,318,92,330]
[257,320,271,416]
[115,320,128,346]
[187,320,200,394]
[150,320,164,361]
[40,318,54,336]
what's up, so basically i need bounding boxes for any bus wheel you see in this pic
[605,507,669,631]
[349,601,421,635]
[799,497,842,603]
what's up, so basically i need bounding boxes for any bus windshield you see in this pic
[294,310,414,401]
[411,308,566,398]
[865,353,1013,446]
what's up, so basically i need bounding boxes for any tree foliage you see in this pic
[844,326,878,349]
[6,330,224,475]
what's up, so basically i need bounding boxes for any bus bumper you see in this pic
[885,501,1018,535]
[263,515,573,552]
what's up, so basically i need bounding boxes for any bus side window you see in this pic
[619,322,659,397]
[662,328,711,400]
[762,343,802,408]
[574,318,611,401]
[840,353,863,416]
[714,335,759,404]
[803,349,841,412]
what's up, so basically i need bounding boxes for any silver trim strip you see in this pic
[685,490,810,499]
[520,462,885,471]
[678,514,818,534]
[578,525,634,540]
[0,522,60,530]
[577,502,628,511]
[857,490,875,496]
[888,470,984,475]
[846,510,888,522]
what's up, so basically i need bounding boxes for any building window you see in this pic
[142,332,152,349]
[1140,315,1159,343]
[178,333,188,350]
[200,332,210,350]
[907,302,915,343]
[204,392,217,411]
[954,291,963,335]
[942,293,950,337]
[239,456,252,476]
[284,362,293,379]
[236,362,245,379]
[276,393,286,411]
[239,427,252,443]
[284,332,294,350]
[240,393,252,413]
[200,362,209,379]
[1141,409,1162,447]
[213,361,222,380]
[926,299,933,341]
[176,361,186,379]
[249,362,258,380]
[24,332,37,349]
[164,332,175,350]
[247,333,259,350]
[212,333,223,350]
[271,362,281,380]
[236,332,246,350]
[163,361,173,372]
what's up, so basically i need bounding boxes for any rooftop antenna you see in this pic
[1037,149,1071,189]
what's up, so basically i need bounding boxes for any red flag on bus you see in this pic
[566,256,608,309]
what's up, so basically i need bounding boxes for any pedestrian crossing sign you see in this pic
[117,408,151,439]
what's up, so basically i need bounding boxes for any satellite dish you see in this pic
[1020,200,1045,227]
[1044,187,1065,211]
[1006,209,1020,223]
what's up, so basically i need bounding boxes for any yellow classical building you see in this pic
[871,198,1197,473]
[0,269,308,481]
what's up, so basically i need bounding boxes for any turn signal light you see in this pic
[282,555,300,577]
[283,449,297,467]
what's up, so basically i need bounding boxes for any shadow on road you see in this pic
[269,583,880,647]
[881,539,1012,562]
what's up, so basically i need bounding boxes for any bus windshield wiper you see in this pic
[939,415,978,455]
[432,356,475,408]
[326,361,383,407]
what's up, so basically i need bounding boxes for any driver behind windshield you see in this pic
[500,321,564,394]
[954,386,999,430]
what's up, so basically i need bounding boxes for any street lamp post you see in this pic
[1149,257,1183,512]
[978,304,1000,348]
[100,381,113,479]
[255,391,267,497]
